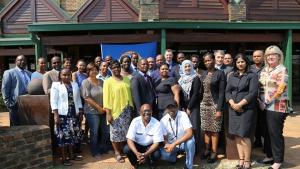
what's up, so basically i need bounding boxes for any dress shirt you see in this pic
[160,111,192,144]
[126,116,164,146]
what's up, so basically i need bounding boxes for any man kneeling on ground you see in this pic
[123,104,164,169]
[160,103,195,169]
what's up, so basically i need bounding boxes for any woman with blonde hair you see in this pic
[259,45,288,169]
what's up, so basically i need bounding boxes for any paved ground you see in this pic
[1,112,300,169]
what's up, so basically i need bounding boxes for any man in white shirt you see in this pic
[123,104,164,169]
[160,103,195,169]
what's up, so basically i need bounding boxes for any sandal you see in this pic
[236,159,244,169]
[116,154,125,163]
[63,159,72,166]
[71,155,83,161]
[243,161,252,169]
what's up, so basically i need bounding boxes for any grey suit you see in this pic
[42,69,59,94]
[1,67,31,125]
[131,72,156,116]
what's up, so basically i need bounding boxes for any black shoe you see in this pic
[259,158,274,164]
[253,141,262,148]
[200,152,210,160]
[207,153,217,164]
[207,157,216,164]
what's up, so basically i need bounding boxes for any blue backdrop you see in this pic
[101,42,157,60]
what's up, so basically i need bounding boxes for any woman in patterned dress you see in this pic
[103,60,134,163]
[259,46,289,169]
[50,68,83,166]
[200,53,226,163]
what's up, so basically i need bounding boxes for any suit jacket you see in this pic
[200,69,226,112]
[1,67,32,107]
[131,72,156,112]
[50,82,82,115]
[43,69,59,94]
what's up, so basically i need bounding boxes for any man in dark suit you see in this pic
[131,59,156,117]
[1,55,31,126]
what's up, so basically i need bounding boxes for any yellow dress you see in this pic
[103,76,133,120]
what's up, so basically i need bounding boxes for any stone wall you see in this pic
[60,0,87,15]
[139,0,159,21]
[228,1,246,21]
[0,125,53,169]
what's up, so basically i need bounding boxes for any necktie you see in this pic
[21,70,29,87]
[144,74,157,96]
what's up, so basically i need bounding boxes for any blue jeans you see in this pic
[160,138,195,169]
[85,113,100,156]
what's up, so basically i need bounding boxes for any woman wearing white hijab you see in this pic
[178,59,202,154]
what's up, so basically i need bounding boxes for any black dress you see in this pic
[226,71,258,137]
[155,77,177,119]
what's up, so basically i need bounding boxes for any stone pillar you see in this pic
[228,0,246,22]
[139,0,159,21]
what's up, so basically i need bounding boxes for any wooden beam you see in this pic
[41,34,160,45]
[161,29,166,55]
[167,33,284,42]
[28,22,300,32]
[0,48,35,56]
[284,30,293,104]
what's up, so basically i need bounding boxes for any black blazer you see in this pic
[200,69,226,112]
[225,71,258,109]
[187,76,202,110]
[131,72,156,112]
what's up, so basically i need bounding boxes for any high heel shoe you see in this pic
[200,151,210,160]
[235,159,244,169]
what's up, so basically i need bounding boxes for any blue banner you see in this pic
[101,42,157,60]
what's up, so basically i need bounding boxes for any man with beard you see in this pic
[123,104,163,169]
[2,55,31,126]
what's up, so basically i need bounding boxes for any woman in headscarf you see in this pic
[178,60,202,154]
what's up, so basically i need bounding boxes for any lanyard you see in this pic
[169,117,178,141]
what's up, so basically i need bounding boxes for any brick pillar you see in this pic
[228,0,246,22]
[139,0,159,21]
[128,0,140,9]
[60,0,87,15]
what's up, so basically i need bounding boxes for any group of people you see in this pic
[1,45,289,169]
